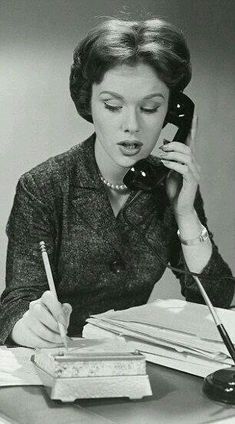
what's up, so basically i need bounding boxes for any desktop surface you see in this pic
[0,363,235,424]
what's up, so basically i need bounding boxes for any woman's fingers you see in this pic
[159,148,200,180]
[62,303,72,328]
[21,328,57,348]
[40,290,68,328]
[11,291,73,348]
[26,305,65,343]
[27,292,72,342]
[29,299,60,333]
[24,326,61,348]
[159,150,193,165]
[12,311,62,348]
[29,317,63,344]
[160,141,191,154]
[160,159,200,182]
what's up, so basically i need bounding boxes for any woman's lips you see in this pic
[117,141,143,156]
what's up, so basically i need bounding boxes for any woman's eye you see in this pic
[103,102,159,113]
[104,103,122,112]
[141,106,159,114]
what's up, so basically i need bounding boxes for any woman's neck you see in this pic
[94,138,128,186]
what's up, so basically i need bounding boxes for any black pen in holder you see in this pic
[193,275,235,404]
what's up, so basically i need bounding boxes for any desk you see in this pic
[0,363,235,424]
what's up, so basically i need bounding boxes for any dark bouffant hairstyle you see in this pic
[70,18,192,123]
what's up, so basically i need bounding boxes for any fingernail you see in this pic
[159,139,170,150]
[63,304,72,315]
[58,322,68,335]
[158,151,167,158]
[159,140,171,151]
[58,313,67,327]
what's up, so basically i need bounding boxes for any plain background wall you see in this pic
[0,0,234,302]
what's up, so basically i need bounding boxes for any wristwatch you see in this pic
[177,225,209,246]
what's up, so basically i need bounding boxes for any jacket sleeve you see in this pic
[169,188,234,308]
[0,170,59,344]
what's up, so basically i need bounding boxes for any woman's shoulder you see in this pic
[17,133,95,199]
[23,134,93,179]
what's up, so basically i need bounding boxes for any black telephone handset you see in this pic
[123,92,195,191]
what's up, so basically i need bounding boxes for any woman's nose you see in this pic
[122,108,140,134]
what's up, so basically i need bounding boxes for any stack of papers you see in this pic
[83,299,235,377]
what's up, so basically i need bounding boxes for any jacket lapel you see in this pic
[70,134,124,254]
[70,133,168,255]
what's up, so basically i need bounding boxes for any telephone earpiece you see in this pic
[164,91,195,143]
[123,92,195,191]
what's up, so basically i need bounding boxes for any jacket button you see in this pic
[110,260,125,273]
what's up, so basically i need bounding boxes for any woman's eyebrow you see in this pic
[99,91,165,100]
[143,93,165,100]
[99,91,123,99]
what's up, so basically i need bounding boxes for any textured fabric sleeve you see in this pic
[169,188,234,308]
[0,170,59,344]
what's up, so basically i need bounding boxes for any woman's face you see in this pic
[91,63,169,172]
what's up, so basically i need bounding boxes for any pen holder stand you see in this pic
[203,367,235,404]
[32,348,152,402]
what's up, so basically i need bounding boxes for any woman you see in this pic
[0,17,233,348]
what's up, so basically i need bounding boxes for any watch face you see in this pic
[177,225,209,245]
[200,227,209,242]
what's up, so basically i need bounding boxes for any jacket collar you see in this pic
[71,132,103,192]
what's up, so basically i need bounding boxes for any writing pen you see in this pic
[39,241,68,350]
[194,275,235,364]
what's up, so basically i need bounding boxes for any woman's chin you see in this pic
[115,154,146,169]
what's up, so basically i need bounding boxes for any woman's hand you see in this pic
[158,114,200,217]
[10,291,72,348]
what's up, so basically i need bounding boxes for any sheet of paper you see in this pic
[82,327,230,367]
[143,352,228,378]
[0,414,18,424]
[83,323,232,378]
[83,318,233,377]
[127,340,232,367]
[85,319,232,363]
[92,299,235,342]
[94,317,228,355]
[0,347,41,386]
[69,337,134,352]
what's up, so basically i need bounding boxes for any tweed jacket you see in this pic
[0,134,234,343]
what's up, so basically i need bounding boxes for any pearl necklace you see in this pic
[100,175,128,192]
